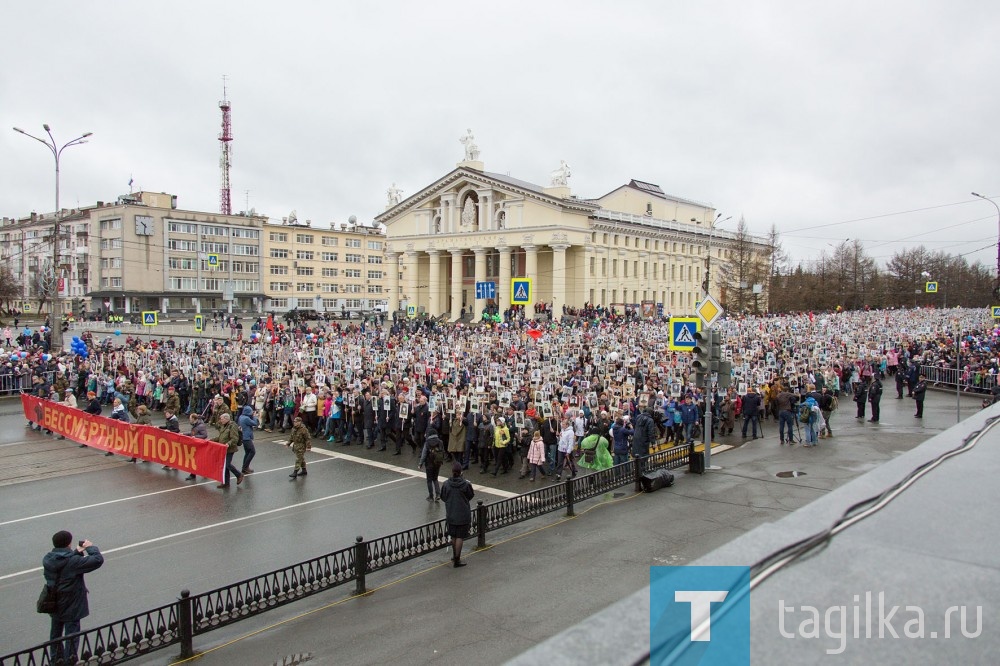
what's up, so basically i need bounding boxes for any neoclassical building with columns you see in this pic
[377,149,755,320]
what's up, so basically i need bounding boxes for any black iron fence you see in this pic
[2,443,693,666]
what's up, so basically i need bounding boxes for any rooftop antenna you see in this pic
[218,75,233,215]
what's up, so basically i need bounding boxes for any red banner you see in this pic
[21,394,227,482]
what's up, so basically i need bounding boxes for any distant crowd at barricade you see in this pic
[9,306,998,481]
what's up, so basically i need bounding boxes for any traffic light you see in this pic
[715,330,733,388]
[692,330,712,377]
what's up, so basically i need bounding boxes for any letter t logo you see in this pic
[675,590,729,641]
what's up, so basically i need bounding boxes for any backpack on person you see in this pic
[798,403,812,423]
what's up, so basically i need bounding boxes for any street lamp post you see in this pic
[12,125,93,315]
[971,192,1000,298]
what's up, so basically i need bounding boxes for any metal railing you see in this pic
[918,364,997,394]
[0,372,55,398]
[1,442,693,666]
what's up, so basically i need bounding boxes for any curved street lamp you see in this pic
[971,192,1000,298]
[12,124,93,313]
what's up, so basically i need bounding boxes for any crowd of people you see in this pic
[11,306,998,491]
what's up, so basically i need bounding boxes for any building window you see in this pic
[270,265,289,275]
[344,269,361,278]
[322,298,338,308]
[322,267,337,277]
[589,257,595,276]
[321,252,338,261]
[168,277,197,290]
[321,283,339,293]
[200,242,229,254]
[233,244,259,256]
[270,248,289,259]
[169,222,198,234]
[296,250,314,261]
[367,285,382,294]
[346,253,363,263]
[296,266,314,276]
[269,232,288,242]
[296,282,314,292]
[231,228,259,239]
[101,257,123,269]
[168,258,196,270]
[367,255,382,264]
[646,202,653,216]
[201,278,221,290]
[344,299,362,309]
[322,237,338,246]
[200,259,228,271]
[270,282,291,292]
[346,238,361,248]
[232,279,259,291]
[295,234,314,244]
[231,261,258,273]
[344,284,363,293]
[367,240,383,250]
[99,218,122,231]
[168,239,197,252]
[270,298,288,308]
[367,270,383,279]
[203,225,229,237]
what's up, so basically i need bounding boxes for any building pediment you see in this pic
[376,167,598,227]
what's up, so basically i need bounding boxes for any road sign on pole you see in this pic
[406,305,416,319]
[142,311,158,326]
[475,281,497,300]
[992,306,1000,319]
[194,314,204,332]
[511,278,532,305]
[925,281,938,293]
[669,317,701,351]
[695,293,724,328]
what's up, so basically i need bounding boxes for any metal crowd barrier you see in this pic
[918,364,997,394]
[0,442,692,665]
[0,372,55,398]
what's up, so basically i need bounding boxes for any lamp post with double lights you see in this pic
[971,192,1000,299]
[12,124,93,315]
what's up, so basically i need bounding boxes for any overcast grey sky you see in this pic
[4,0,999,271]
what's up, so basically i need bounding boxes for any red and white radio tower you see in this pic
[218,79,233,215]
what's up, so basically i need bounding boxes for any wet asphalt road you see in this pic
[0,409,509,654]
[0,387,985,660]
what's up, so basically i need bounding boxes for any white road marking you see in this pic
[0,456,339,527]
[307,444,519,498]
[0,476,410,582]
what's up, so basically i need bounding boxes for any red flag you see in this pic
[266,314,274,332]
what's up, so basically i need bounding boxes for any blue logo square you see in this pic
[650,566,750,666]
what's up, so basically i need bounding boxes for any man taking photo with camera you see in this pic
[42,531,104,664]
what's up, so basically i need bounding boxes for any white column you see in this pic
[427,249,441,317]
[473,246,487,317]
[405,250,419,313]
[498,246,512,311]
[450,249,464,321]
[523,245,537,312]
[551,244,569,314]
[386,252,400,315]
[442,194,456,233]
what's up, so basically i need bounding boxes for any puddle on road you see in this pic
[775,470,807,478]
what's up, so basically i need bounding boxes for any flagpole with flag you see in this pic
[128,175,134,193]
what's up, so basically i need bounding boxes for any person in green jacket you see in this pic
[213,412,244,488]
[577,426,614,471]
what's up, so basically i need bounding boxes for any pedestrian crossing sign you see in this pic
[511,278,532,305]
[992,306,1000,319]
[669,317,701,351]
[925,281,938,293]
[207,254,219,268]
[142,311,158,326]
[406,305,416,319]
[194,314,204,332]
